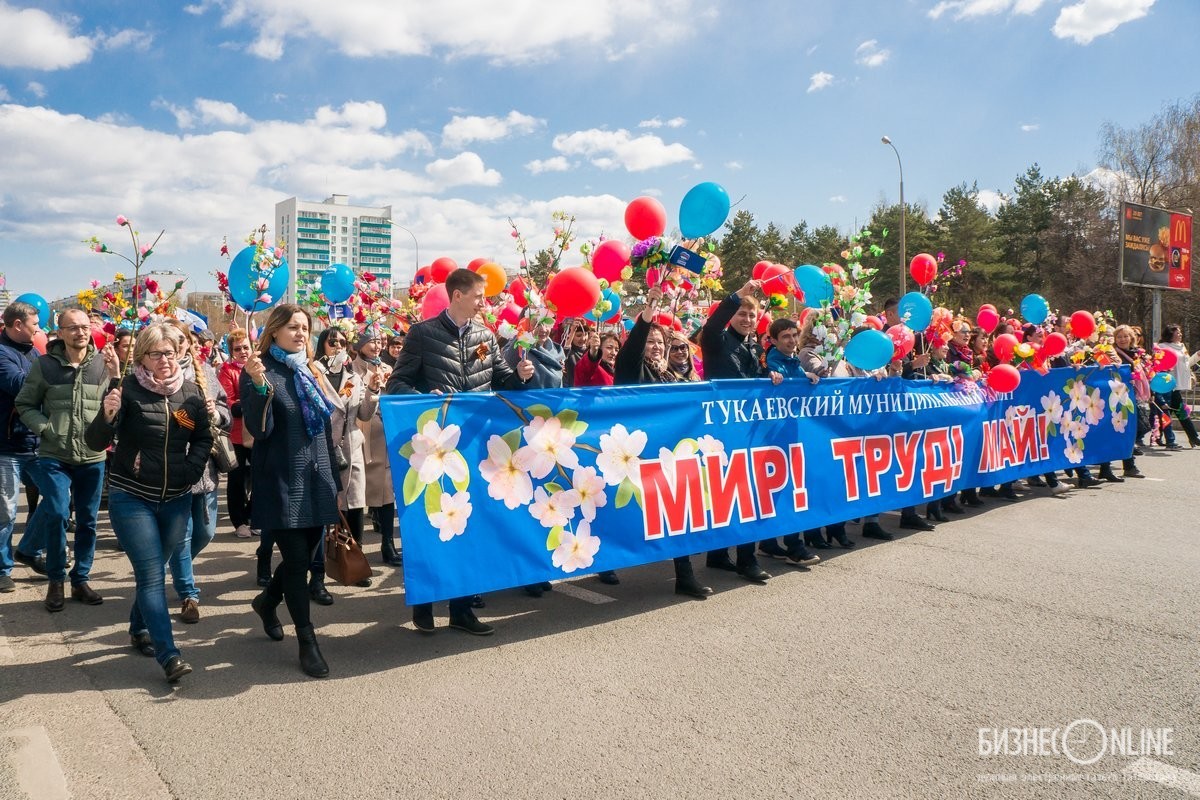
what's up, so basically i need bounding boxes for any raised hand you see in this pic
[102,388,122,422]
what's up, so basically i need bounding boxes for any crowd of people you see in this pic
[1,268,1196,683]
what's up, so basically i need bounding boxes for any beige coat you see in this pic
[353,357,395,508]
[317,361,377,511]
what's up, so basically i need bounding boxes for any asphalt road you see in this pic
[2,448,1199,799]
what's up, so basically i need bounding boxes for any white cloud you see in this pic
[976,189,1006,214]
[26,82,46,99]
[1081,166,1123,196]
[805,44,819,56]
[807,72,834,93]
[525,156,571,175]
[725,161,743,170]
[1020,122,1040,132]
[829,195,848,203]
[855,40,890,67]
[425,152,502,187]
[100,29,154,52]
[313,100,390,131]
[638,116,687,129]
[208,1,700,64]
[0,2,93,69]
[929,0,1050,19]
[441,110,543,149]
[551,129,694,172]
[1052,0,1155,44]
[156,97,254,129]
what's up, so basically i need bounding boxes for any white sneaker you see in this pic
[235,524,252,538]
[1050,483,1071,496]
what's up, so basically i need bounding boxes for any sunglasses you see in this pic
[669,344,690,353]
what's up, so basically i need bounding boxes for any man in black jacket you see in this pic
[386,269,533,636]
[699,278,777,583]
[0,301,42,593]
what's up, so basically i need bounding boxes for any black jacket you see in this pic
[385,310,524,395]
[700,294,765,379]
[85,375,213,503]
[615,317,681,386]
[0,331,38,455]
[241,353,342,531]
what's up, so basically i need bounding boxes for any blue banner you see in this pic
[381,367,1135,604]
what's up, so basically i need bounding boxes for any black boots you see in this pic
[861,521,894,540]
[256,549,271,587]
[380,536,403,566]
[251,592,285,641]
[899,512,934,531]
[673,558,713,599]
[308,575,334,605]
[296,625,329,678]
[1098,464,1125,483]
[825,523,854,548]
[926,502,948,522]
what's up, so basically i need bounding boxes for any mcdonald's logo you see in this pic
[1173,217,1190,241]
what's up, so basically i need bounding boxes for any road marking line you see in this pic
[0,621,12,659]
[5,726,70,800]
[1143,477,1166,482]
[552,582,616,604]
[1123,757,1200,796]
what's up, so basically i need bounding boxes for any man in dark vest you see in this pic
[0,301,43,592]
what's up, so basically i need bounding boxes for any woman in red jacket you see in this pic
[573,330,620,387]
[218,329,254,540]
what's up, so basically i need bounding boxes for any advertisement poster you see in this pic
[1120,201,1192,291]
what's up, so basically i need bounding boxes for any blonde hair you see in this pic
[227,328,249,347]
[132,323,186,364]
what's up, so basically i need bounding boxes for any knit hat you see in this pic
[355,329,384,349]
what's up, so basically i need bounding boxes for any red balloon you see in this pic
[987,363,1021,393]
[420,284,449,319]
[980,303,997,312]
[1154,346,1178,372]
[414,265,432,284]
[761,263,791,295]
[430,257,458,283]
[756,312,770,336]
[467,257,488,272]
[1041,332,1068,358]
[498,301,521,326]
[624,196,667,240]
[976,306,1000,334]
[508,277,528,307]
[752,260,772,280]
[909,253,938,286]
[993,333,1020,363]
[1069,310,1096,340]
[863,315,883,331]
[545,267,602,318]
[31,330,48,355]
[91,330,108,350]
[886,324,915,359]
[591,240,631,282]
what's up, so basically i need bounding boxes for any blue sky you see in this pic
[0,0,1190,303]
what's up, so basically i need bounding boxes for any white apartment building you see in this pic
[275,194,394,302]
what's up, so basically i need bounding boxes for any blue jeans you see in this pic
[22,458,104,585]
[0,452,36,576]
[109,489,191,666]
[170,490,218,601]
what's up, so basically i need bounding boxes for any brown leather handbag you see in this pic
[324,514,372,586]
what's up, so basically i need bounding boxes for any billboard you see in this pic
[1119,201,1192,291]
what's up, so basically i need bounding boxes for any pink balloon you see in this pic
[420,284,450,319]
[591,240,631,282]
[1154,346,1178,372]
[498,301,521,326]
[886,324,915,359]
[976,306,1000,334]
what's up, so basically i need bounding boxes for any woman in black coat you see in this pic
[613,285,712,599]
[241,303,341,678]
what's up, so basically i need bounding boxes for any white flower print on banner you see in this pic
[570,466,608,522]
[409,421,468,486]
[1084,388,1105,426]
[1068,379,1091,413]
[429,490,472,542]
[1107,378,1130,412]
[513,416,580,480]
[529,485,579,529]
[696,434,728,467]
[479,434,534,509]
[595,424,649,486]
[1041,392,1064,425]
[552,520,602,574]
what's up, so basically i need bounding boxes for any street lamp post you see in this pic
[881,136,906,295]
[388,221,419,301]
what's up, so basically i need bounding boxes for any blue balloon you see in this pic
[14,293,51,328]
[678,182,731,239]
[898,291,933,331]
[1150,372,1175,394]
[586,288,623,323]
[320,263,356,304]
[228,246,289,311]
[623,317,635,331]
[794,265,833,308]
[844,329,895,372]
[1020,293,1049,325]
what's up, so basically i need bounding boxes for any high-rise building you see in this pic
[275,194,393,302]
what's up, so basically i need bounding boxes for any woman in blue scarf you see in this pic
[241,304,341,678]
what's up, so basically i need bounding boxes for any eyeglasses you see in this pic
[145,350,178,361]
[60,325,91,333]
[327,340,347,348]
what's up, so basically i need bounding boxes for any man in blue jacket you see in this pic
[0,301,42,593]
